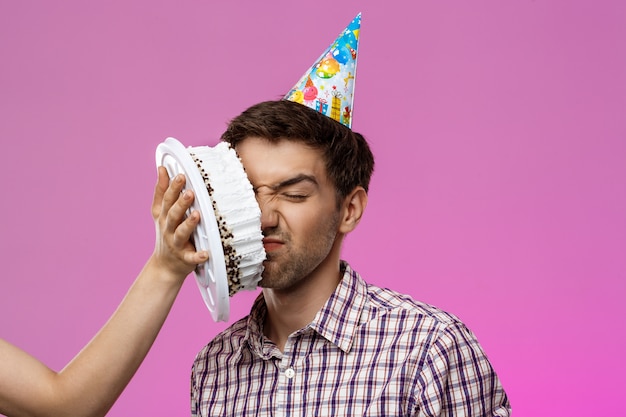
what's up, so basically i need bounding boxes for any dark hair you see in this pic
[221,100,375,202]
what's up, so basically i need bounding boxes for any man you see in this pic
[191,100,511,416]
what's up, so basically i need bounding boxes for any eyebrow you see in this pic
[256,174,319,193]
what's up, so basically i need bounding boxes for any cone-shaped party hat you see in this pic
[284,13,361,129]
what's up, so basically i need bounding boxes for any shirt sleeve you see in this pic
[191,361,200,417]
[415,322,511,417]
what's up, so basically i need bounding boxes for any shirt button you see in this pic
[284,367,295,379]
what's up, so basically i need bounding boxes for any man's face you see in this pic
[236,137,341,290]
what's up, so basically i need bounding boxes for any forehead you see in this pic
[235,137,328,186]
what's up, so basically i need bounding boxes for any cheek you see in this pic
[282,207,319,236]
[281,202,338,238]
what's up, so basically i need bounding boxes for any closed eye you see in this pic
[283,193,308,201]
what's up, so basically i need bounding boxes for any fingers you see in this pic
[176,211,209,264]
[165,187,194,236]
[173,208,209,266]
[171,206,198,247]
[151,168,209,277]
[153,167,191,229]
[168,207,209,267]
[160,173,187,220]
[185,245,210,264]
[152,167,176,220]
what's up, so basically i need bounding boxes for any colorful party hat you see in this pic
[284,13,361,129]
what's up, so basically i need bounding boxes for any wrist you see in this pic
[141,255,190,290]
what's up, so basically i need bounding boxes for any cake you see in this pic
[189,142,266,295]
[155,137,265,321]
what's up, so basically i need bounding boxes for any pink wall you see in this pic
[1,1,624,416]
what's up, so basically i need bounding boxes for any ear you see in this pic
[339,186,368,234]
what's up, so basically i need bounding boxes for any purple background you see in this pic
[1,1,624,416]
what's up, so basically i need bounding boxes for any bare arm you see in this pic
[0,167,208,417]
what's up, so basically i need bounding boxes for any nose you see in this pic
[256,190,278,231]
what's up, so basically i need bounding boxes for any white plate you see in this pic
[155,137,230,322]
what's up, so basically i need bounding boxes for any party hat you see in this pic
[284,13,361,129]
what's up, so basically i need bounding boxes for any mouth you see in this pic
[262,237,284,252]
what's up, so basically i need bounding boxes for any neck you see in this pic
[262,257,343,352]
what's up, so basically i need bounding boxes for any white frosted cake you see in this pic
[155,137,265,321]
[189,142,265,295]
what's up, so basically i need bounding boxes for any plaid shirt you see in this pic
[191,262,511,416]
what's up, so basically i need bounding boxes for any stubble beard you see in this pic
[259,212,340,291]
